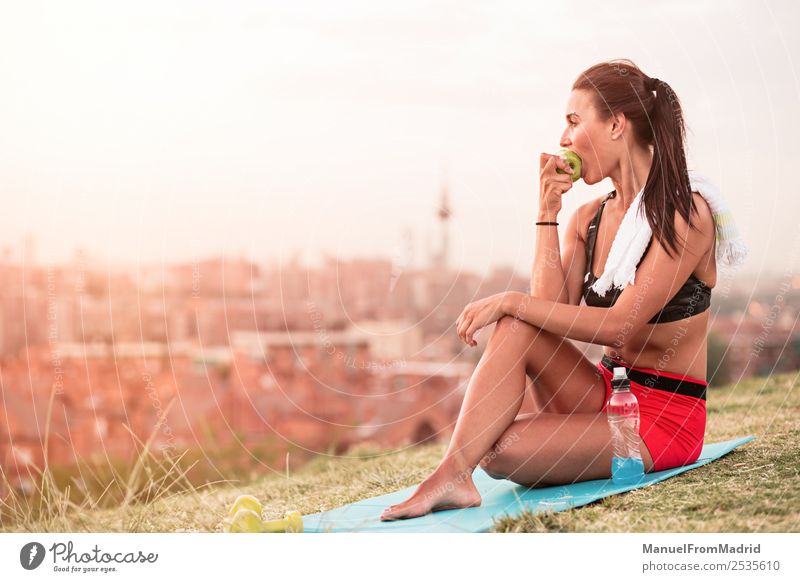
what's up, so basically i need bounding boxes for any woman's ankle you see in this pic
[437,451,475,480]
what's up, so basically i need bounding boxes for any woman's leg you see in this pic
[380,315,610,521]
[479,410,654,486]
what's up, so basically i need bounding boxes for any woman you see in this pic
[381,59,718,521]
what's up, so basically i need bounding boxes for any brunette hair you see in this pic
[572,59,706,259]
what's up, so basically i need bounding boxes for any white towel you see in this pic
[586,170,749,297]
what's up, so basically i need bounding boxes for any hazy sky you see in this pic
[0,0,798,278]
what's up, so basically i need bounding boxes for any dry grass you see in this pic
[2,370,798,533]
[1,439,449,533]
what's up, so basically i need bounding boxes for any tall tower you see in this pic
[433,172,452,271]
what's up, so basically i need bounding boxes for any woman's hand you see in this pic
[539,152,575,219]
[456,292,513,346]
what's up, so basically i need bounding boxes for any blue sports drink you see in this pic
[607,367,645,485]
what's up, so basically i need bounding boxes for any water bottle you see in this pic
[607,367,645,484]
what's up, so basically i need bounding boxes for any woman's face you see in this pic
[559,89,618,185]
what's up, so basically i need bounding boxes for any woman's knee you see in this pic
[492,314,539,341]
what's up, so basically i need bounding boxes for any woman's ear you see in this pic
[610,112,626,140]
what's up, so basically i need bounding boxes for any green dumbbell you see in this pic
[227,508,304,533]
[227,494,263,519]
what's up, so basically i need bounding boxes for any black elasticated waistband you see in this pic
[601,355,707,401]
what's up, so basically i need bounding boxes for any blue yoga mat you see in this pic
[302,436,754,533]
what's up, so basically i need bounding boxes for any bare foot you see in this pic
[380,459,481,521]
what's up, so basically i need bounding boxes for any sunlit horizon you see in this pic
[0,0,797,280]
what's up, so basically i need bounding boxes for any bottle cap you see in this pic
[612,367,627,381]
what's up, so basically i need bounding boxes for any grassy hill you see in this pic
[3,369,798,533]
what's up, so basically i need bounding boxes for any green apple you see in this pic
[555,149,582,182]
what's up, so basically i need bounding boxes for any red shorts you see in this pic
[596,355,707,472]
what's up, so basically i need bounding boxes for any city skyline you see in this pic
[0,229,795,283]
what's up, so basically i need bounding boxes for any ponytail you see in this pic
[641,76,698,259]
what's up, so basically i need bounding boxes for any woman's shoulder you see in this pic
[689,191,714,224]
[678,191,716,245]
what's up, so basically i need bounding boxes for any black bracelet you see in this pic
[535,221,559,226]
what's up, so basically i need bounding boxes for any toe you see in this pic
[381,502,412,520]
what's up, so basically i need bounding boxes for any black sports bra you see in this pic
[582,190,711,324]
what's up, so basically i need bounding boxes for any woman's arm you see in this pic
[455,290,622,348]
[530,214,569,303]
[531,208,587,305]
[531,153,576,303]
[503,294,623,347]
